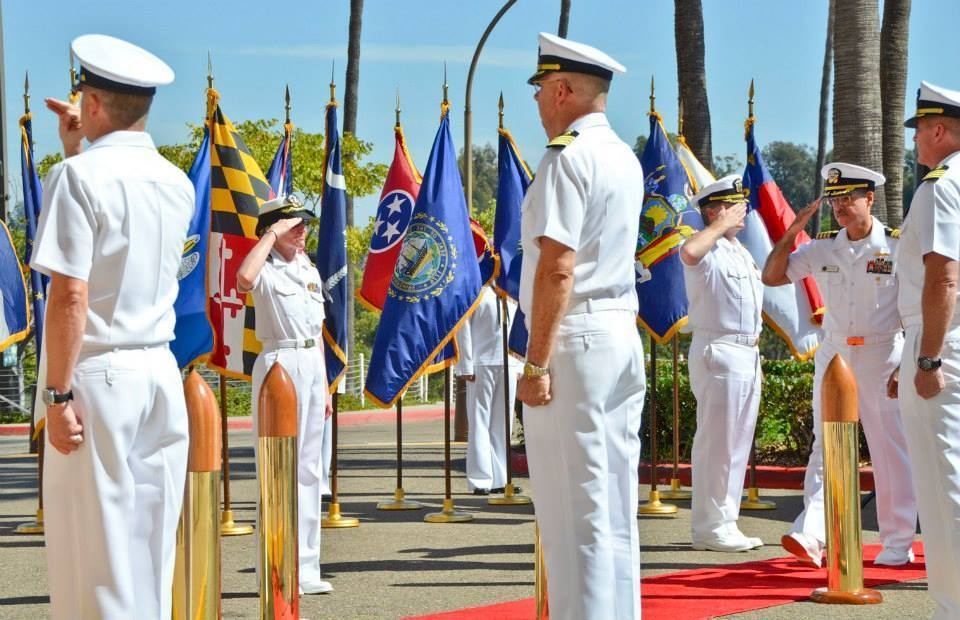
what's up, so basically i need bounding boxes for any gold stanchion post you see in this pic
[377,398,423,510]
[16,428,44,534]
[741,440,776,510]
[639,335,677,516]
[258,363,300,618]
[660,335,691,500]
[173,370,222,620]
[810,354,882,605]
[219,375,253,536]
[425,367,473,523]
[535,521,549,619]
[322,393,360,528]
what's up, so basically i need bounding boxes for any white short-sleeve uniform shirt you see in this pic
[897,151,960,332]
[30,131,194,349]
[786,216,900,336]
[251,250,326,344]
[683,237,763,336]
[519,113,643,322]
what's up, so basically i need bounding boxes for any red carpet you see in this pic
[405,542,926,620]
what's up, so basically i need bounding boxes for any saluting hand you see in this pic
[46,402,84,455]
[790,199,821,235]
[711,202,747,234]
[45,98,84,157]
[268,217,303,240]
[517,374,551,407]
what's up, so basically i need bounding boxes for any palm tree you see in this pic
[674,0,712,168]
[832,0,885,221]
[880,0,911,226]
[813,0,835,234]
[558,0,571,37]
[343,0,364,366]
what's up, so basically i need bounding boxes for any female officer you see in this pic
[238,194,333,595]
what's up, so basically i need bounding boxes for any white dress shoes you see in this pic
[873,547,915,566]
[692,531,763,552]
[300,579,334,595]
[781,531,824,568]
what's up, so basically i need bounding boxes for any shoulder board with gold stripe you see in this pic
[884,226,900,239]
[923,164,949,183]
[816,230,839,240]
[547,130,579,149]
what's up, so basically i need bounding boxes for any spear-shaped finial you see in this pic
[207,52,214,90]
[329,61,336,103]
[748,78,755,118]
[649,75,655,114]
[678,97,684,137]
[23,72,30,115]
[284,84,291,123]
[498,92,504,130]
[395,88,401,127]
[442,61,449,105]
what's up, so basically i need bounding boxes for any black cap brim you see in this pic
[904,115,919,129]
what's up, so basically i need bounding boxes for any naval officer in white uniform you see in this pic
[896,81,960,618]
[237,194,334,596]
[516,33,646,619]
[763,163,917,568]
[33,35,194,619]
[681,175,765,553]
[455,283,522,495]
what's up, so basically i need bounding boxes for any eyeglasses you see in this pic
[533,77,569,95]
[824,192,867,207]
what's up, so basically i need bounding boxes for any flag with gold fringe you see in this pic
[206,89,269,378]
[0,221,28,353]
[364,108,481,407]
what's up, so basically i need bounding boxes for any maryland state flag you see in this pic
[742,117,823,360]
[317,101,349,391]
[358,124,421,311]
[0,221,28,352]
[493,127,532,358]
[636,112,701,343]
[365,109,482,407]
[171,126,214,368]
[18,112,46,354]
[266,120,293,199]
[206,89,270,378]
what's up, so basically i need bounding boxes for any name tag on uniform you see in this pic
[820,265,840,273]
[307,282,318,292]
[866,257,893,275]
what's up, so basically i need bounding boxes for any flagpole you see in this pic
[425,368,472,523]
[660,335,691,500]
[219,375,252,535]
[638,337,676,517]
[489,94,529,508]
[0,3,9,223]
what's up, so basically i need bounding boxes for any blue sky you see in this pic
[4,0,958,222]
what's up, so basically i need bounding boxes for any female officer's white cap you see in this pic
[72,34,174,96]
[528,32,626,84]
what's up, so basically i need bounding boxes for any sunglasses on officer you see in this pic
[533,77,572,95]
[823,190,869,208]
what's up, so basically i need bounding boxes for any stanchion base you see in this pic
[659,478,692,500]
[322,502,360,528]
[219,509,254,536]
[424,498,473,523]
[15,509,43,535]
[810,587,883,605]
[488,483,532,506]
[638,490,678,516]
[741,487,777,510]
[377,488,423,511]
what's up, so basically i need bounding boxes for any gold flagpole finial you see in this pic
[329,61,336,103]
[649,75,655,114]
[284,84,291,124]
[23,72,30,115]
[748,79,755,119]
[498,92,504,130]
[678,97,684,137]
[395,88,401,128]
[207,52,214,90]
[442,61,449,105]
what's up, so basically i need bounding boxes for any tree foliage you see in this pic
[459,143,498,215]
[761,141,817,210]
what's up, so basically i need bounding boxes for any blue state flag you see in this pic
[365,111,482,407]
[493,127,532,358]
[266,121,294,198]
[636,112,701,343]
[18,113,46,353]
[0,221,29,352]
[170,127,214,368]
[317,102,348,390]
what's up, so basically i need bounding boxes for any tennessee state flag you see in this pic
[636,111,702,343]
[742,117,823,359]
[357,124,421,312]
[364,109,482,407]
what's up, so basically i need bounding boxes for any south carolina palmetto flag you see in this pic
[206,89,270,378]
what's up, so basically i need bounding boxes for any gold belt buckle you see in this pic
[846,336,864,346]
[303,338,316,348]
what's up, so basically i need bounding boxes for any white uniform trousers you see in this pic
[789,336,917,551]
[525,311,645,620]
[252,347,328,586]
[320,413,333,495]
[688,335,760,541]
[44,346,188,620]
[900,326,960,619]
[465,364,516,490]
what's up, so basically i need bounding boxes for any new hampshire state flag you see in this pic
[19,113,46,355]
[364,110,481,407]
[636,112,701,343]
